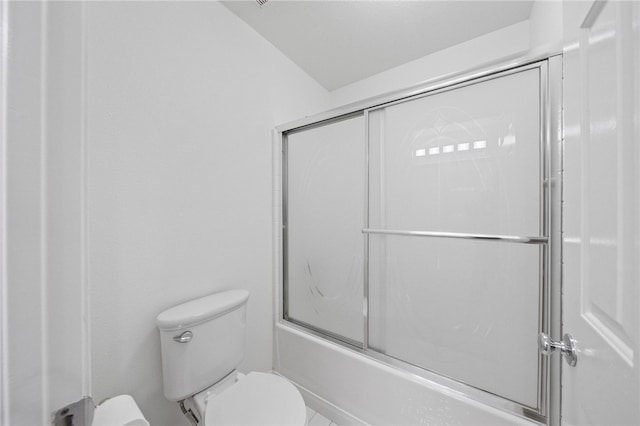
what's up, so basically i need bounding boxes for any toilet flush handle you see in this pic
[173,330,193,343]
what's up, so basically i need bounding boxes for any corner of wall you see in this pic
[328,20,531,108]
[529,0,564,50]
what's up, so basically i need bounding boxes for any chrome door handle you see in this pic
[173,330,193,343]
[538,332,577,366]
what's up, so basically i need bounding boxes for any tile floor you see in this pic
[306,406,339,426]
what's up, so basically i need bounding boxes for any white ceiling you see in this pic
[222,1,534,91]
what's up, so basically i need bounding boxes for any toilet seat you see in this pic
[204,372,306,426]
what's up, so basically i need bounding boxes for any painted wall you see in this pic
[84,2,328,425]
[327,21,530,108]
[4,1,328,425]
[4,3,48,424]
[45,1,90,412]
[529,0,563,50]
[326,0,566,110]
[4,2,87,424]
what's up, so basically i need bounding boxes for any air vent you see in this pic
[256,0,269,5]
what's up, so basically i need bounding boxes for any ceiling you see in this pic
[222,1,534,91]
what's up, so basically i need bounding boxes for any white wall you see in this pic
[84,2,328,425]
[4,3,48,424]
[3,1,328,425]
[326,2,567,110]
[328,21,530,108]
[3,2,88,424]
[45,1,90,411]
[327,0,568,108]
[529,0,563,50]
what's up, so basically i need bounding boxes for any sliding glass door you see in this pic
[284,114,365,344]
[282,59,557,419]
[367,68,542,408]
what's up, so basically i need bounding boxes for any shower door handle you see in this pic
[538,332,577,366]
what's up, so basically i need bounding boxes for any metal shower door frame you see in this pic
[276,53,562,426]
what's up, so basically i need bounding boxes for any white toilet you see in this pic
[156,289,307,426]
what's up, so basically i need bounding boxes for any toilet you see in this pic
[156,289,307,426]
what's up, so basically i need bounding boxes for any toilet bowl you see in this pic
[201,372,306,426]
[156,290,307,425]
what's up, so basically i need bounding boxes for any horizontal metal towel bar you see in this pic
[362,228,548,245]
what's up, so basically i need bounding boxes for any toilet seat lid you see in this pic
[204,372,306,426]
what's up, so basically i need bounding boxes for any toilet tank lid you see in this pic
[156,290,249,330]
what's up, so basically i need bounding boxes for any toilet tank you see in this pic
[156,289,249,401]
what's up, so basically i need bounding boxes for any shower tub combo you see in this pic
[273,54,562,426]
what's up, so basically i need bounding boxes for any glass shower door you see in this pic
[367,68,544,409]
[284,115,365,344]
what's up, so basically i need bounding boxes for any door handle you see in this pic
[538,332,577,366]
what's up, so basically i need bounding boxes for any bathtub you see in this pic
[274,323,539,426]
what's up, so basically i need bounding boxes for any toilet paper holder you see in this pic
[53,396,96,426]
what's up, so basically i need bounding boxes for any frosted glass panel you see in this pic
[369,69,541,236]
[368,235,540,408]
[367,69,543,408]
[286,116,365,343]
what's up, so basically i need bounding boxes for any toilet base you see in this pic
[179,370,244,425]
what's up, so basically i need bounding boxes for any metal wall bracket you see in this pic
[538,332,578,366]
[52,397,96,426]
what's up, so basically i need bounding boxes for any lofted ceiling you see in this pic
[222,1,534,91]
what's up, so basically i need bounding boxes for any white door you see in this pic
[562,1,640,425]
